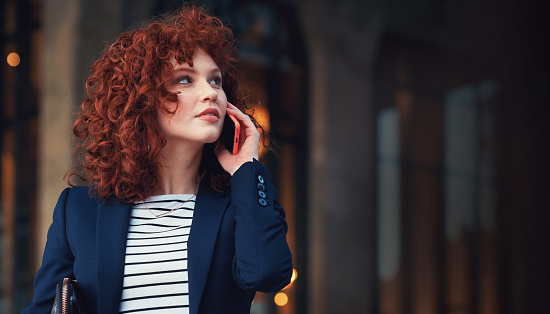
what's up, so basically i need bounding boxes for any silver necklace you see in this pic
[141,194,196,218]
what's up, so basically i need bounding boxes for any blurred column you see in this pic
[2,0,41,311]
[36,0,81,269]
[37,0,155,270]
[297,0,383,313]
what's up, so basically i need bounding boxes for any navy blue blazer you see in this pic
[22,160,293,314]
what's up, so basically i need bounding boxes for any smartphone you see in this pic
[221,114,240,155]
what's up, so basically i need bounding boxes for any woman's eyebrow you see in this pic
[173,66,197,73]
[172,65,221,74]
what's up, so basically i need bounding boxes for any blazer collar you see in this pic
[96,198,132,314]
[94,181,230,314]
[188,179,230,314]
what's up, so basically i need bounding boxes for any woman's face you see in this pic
[157,48,228,147]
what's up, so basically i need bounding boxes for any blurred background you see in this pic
[1,0,549,313]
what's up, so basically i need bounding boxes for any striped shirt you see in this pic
[119,194,196,314]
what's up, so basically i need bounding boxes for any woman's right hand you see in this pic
[215,103,260,175]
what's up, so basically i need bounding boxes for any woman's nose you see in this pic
[199,80,218,102]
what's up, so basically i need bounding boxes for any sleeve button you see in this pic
[259,198,268,207]
[257,183,265,191]
[258,175,265,183]
[258,190,266,198]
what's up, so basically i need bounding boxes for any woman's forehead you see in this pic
[169,48,220,71]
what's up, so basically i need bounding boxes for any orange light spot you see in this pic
[291,268,298,283]
[274,292,288,307]
[282,268,298,290]
[252,105,270,158]
[7,52,20,67]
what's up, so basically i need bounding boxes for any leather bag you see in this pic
[50,278,86,314]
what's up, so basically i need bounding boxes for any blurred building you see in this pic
[1,0,548,313]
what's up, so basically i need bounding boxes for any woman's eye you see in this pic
[210,77,222,85]
[178,77,191,84]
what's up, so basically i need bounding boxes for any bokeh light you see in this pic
[7,52,20,67]
[274,292,288,307]
[282,268,298,290]
[252,105,270,157]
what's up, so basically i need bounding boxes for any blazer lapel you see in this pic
[96,199,132,314]
[188,180,230,314]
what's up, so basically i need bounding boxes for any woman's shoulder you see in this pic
[61,186,107,224]
[62,186,103,206]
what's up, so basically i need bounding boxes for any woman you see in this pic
[23,6,292,314]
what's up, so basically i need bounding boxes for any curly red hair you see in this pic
[69,5,249,203]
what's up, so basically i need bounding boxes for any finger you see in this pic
[225,103,250,120]
[225,104,260,144]
[226,107,256,131]
[225,107,248,121]
[226,118,257,144]
[227,102,239,110]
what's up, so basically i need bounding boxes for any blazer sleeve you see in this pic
[21,188,75,314]
[230,159,293,293]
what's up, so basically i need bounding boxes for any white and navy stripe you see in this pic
[119,194,195,314]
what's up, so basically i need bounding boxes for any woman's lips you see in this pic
[196,108,220,122]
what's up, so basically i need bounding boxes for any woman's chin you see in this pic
[204,133,222,145]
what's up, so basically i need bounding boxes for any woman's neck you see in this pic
[154,141,203,195]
